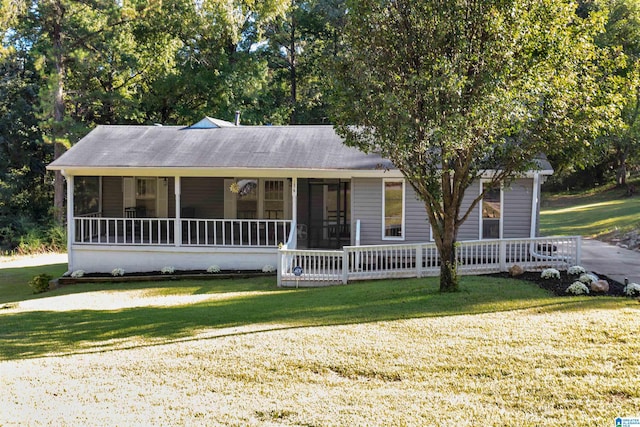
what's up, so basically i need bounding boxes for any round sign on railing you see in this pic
[293,266,303,276]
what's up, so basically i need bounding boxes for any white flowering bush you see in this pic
[161,266,175,274]
[207,265,221,273]
[566,281,590,295]
[71,270,85,278]
[540,268,560,280]
[568,265,586,275]
[111,268,125,277]
[262,265,275,273]
[579,273,598,284]
[624,282,640,297]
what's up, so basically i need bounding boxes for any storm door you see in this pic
[307,180,350,249]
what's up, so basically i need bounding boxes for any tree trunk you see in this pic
[616,154,627,186]
[438,224,459,292]
[289,3,297,125]
[52,0,66,225]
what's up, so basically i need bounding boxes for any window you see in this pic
[123,177,167,218]
[74,176,101,216]
[263,180,284,219]
[135,177,157,217]
[383,179,404,239]
[236,179,258,219]
[481,182,501,239]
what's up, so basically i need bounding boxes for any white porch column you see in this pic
[291,177,297,247]
[63,171,74,271]
[174,176,181,247]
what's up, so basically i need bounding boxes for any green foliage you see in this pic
[593,0,640,186]
[28,273,53,294]
[0,48,53,251]
[0,213,66,254]
[15,225,66,255]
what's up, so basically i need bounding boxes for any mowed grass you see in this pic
[1,263,639,425]
[541,180,640,237]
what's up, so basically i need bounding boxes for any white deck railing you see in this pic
[74,217,291,247]
[278,236,581,287]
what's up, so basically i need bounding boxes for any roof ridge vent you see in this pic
[188,116,235,129]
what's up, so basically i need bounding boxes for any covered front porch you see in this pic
[65,174,353,272]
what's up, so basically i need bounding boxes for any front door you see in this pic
[307,180,350,249]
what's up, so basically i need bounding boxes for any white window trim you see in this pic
[479,180,504,240]
[382,178,406,241]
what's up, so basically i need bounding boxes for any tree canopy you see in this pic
[331,0,613,291]
[0,0,637,260]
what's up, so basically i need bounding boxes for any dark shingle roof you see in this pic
[48,125,393,170]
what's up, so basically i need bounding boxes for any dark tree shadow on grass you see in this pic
[0,276,628,360]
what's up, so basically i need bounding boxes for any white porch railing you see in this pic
[74,217,176,245]
[74,217,292,247]
[278,236,582,287]
[181,219,292,247]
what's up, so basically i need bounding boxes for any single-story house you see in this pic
[47,117,554,275]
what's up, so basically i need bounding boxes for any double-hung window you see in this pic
[481,182,502,239]
[382,179,405,240]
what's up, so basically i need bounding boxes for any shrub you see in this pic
[15,224,66,255]
[111,268,125,277]
[262,265,275,273]
[71,270,85,278]
[540,268,560,279]
[28,274,53,294]
[624,283,640,297]
[579,273,598,284]
[566,281,590,295]
[567,265,586,275]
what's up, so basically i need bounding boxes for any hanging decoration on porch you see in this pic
[229,179,257,196]
[229,181,241,194]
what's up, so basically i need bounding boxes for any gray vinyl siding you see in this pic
[404,185,431,242]
[180,177,224,218]
[458,181,480,240]
[458,179,534,240]
[102,176,123,217]
[503,178,533,238]
[352,178,383,245]
[352,178,431,245]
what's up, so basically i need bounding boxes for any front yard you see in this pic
[1,264,638,426]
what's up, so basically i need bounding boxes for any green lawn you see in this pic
[540,180,640,237]
[1,263,638,425]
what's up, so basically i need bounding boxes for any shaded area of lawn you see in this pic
[0,263,68,305]
[1,271,627,361]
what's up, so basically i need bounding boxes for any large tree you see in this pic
[331,0,610,291]
[596,0,640,186]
